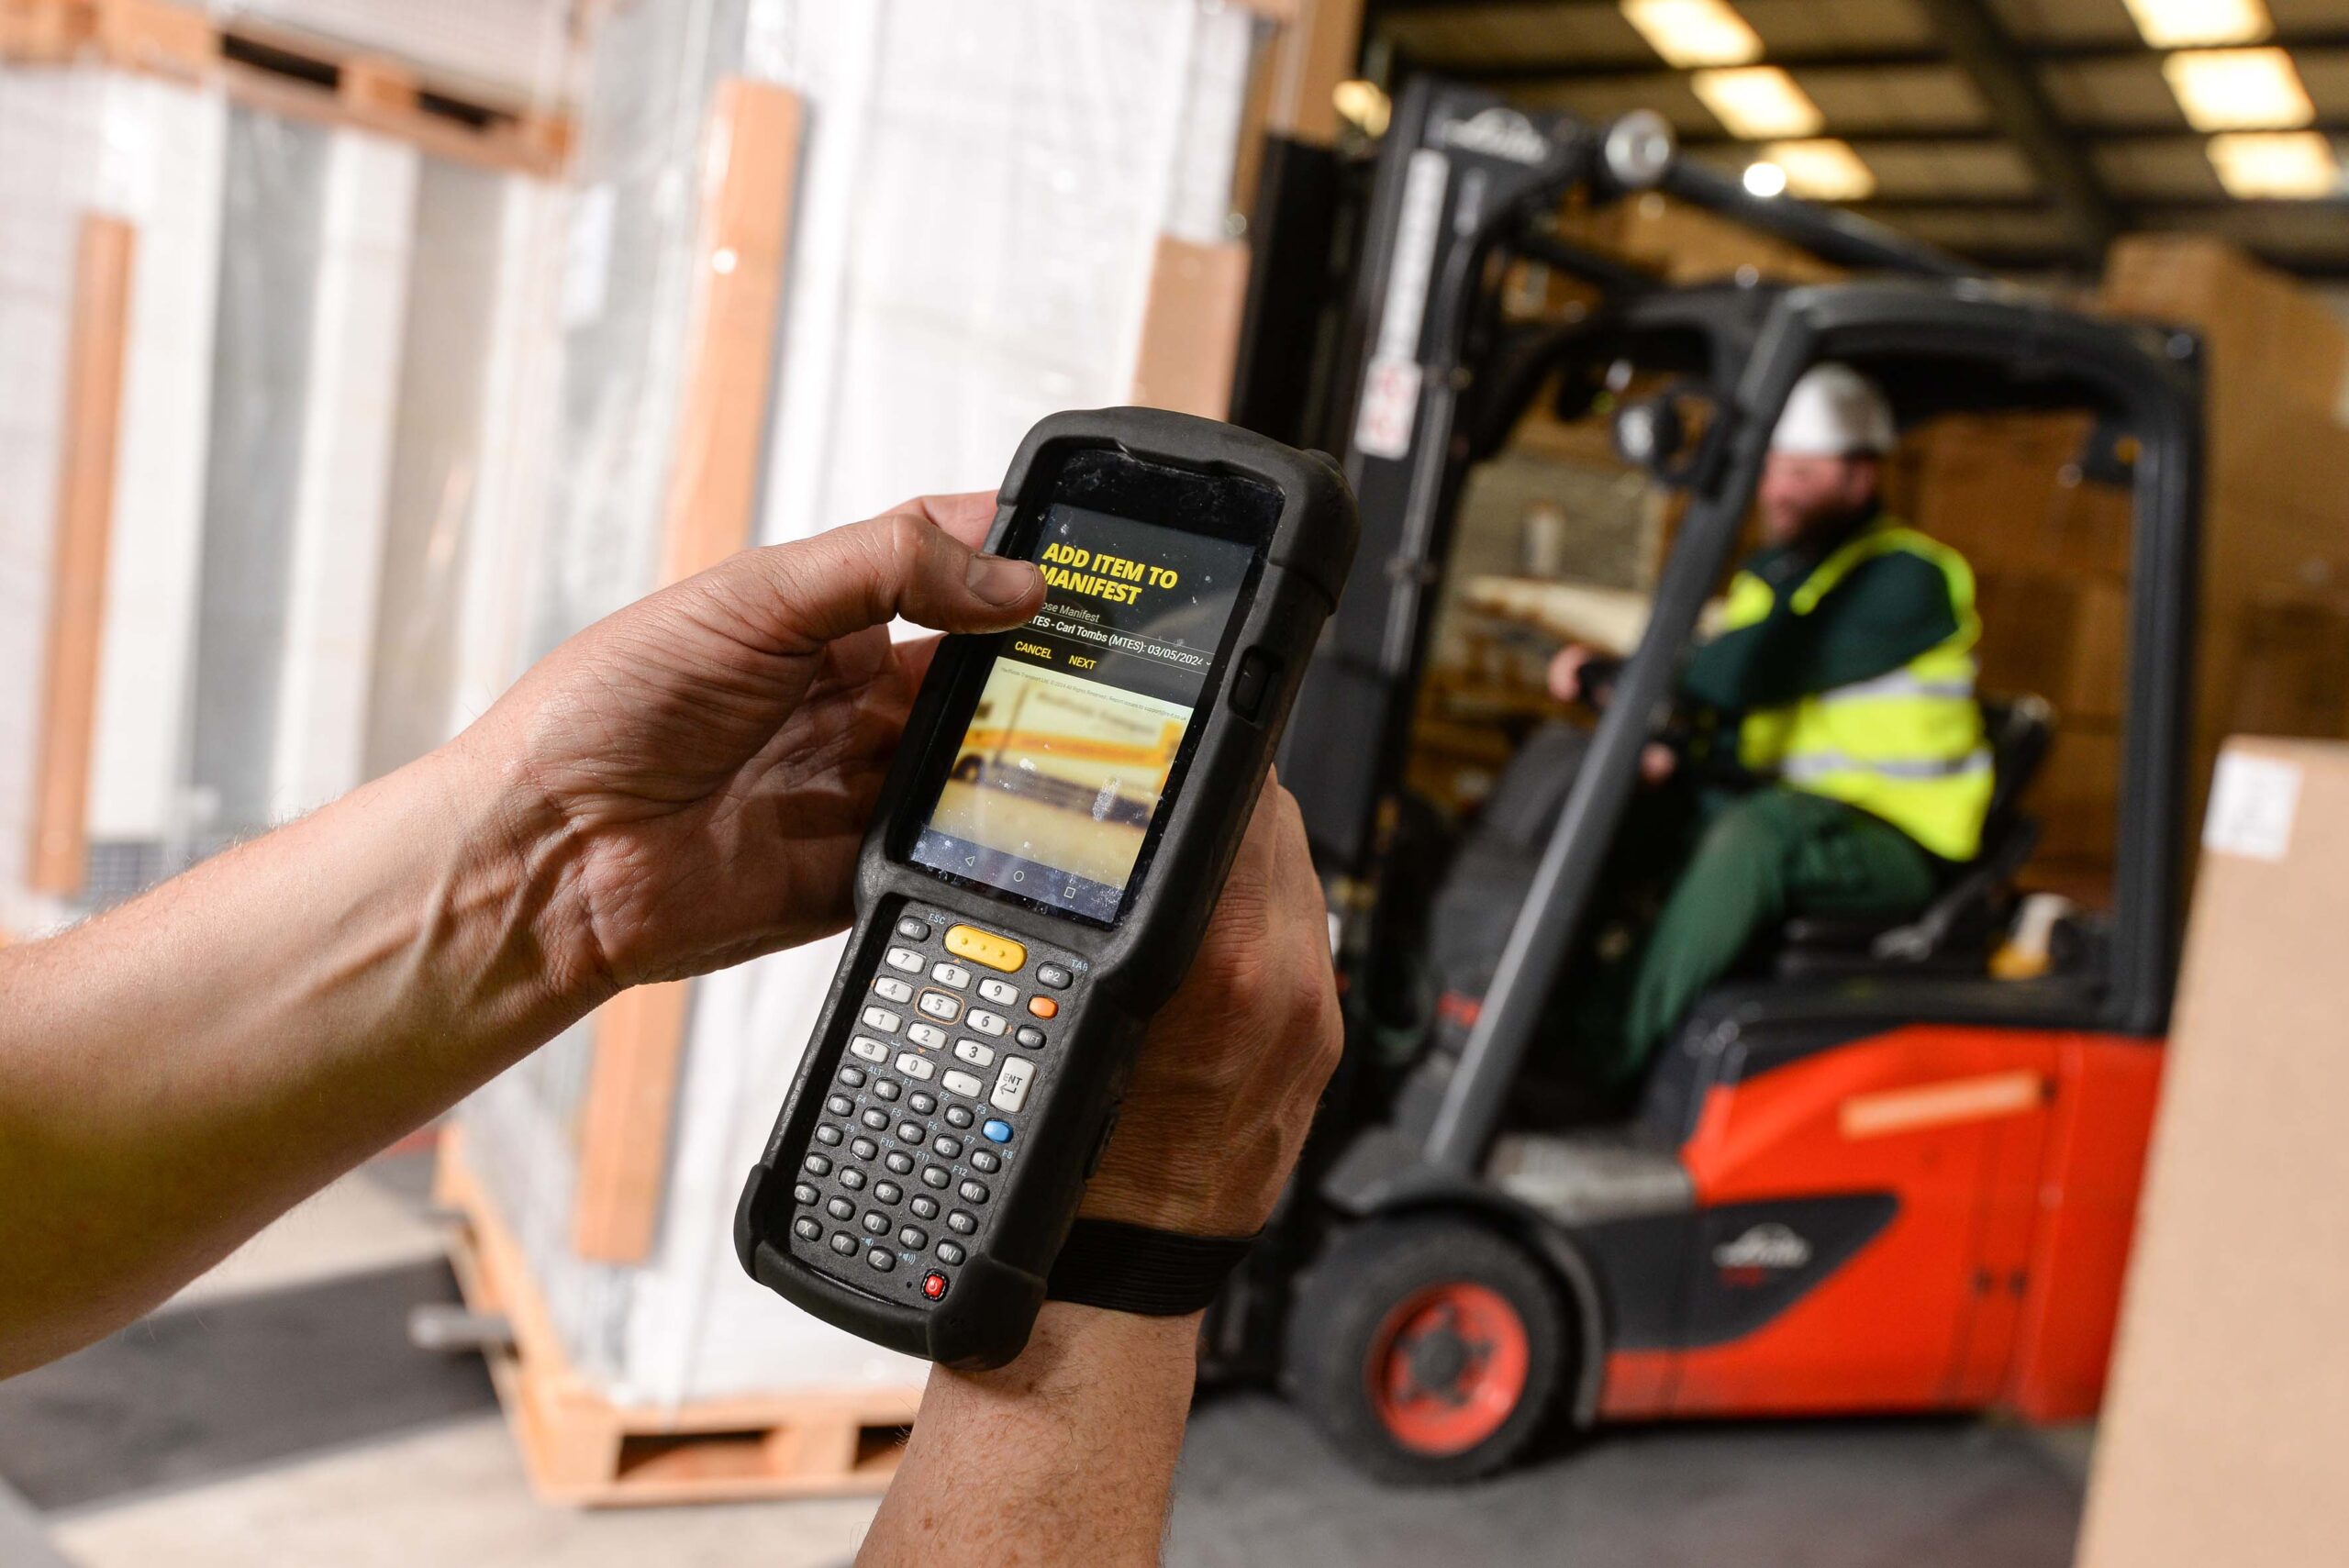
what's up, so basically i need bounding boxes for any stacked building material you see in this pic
[2103,236,2349,828]
[440,0,1357,1504]
[0,17,565,937]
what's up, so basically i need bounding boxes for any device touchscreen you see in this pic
[908,502,1256,922]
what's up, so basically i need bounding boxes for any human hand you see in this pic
[460,494,1044,995]
[1077,784,1342,1238]
[1547,643,1597,704]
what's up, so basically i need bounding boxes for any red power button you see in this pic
[922,1272,949,1301]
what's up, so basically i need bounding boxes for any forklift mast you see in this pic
[1277,80,1979,902]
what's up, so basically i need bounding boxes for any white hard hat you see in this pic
[1770,363,1896,456]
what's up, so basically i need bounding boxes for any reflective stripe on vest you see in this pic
[1732,521,1992,862]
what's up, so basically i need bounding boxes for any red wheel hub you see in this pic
[1364,1280,1531,1455]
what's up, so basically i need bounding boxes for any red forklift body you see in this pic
[1598,1025,2162,1421]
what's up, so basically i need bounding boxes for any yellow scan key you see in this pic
[944,925,1027,973]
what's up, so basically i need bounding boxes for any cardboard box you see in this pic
[2185,496,2349,835]
[2030,721,2121,864]
[1907,395,2349,865]
[2225,590,2349,740]
[2104,234,2349,428]
[1974,567,2130,726]
[1557,192,1844,285]
[2209,401,2349,513]
[1909,413,2134,581]
[2076,739,2349,1568]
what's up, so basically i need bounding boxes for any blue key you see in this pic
[982,1118,1014,1144]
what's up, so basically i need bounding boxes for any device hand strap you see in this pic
[1044,1219,1260,1316]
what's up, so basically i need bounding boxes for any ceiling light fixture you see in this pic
[1742,160,1787,197]
[1759,139,1876,201]
[2121,0,2272,49]
[1621,0,1763,69]
[1691,66,1824,139]
[2163,48,2314,131]
[2207,130,2342,198]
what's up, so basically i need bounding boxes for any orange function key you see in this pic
[943,924,1026,973]
[1028,995,1058,1019]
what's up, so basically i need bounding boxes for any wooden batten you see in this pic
[86,0,214,78]
[29,216,135,897]
[1130,235,1252,419]
[570,79,805,1267]
[570,981,693,1262]
[1146,0,1359,423]
[1259,0,1364,149]
[0,0,94,61]
[659,79,805,583]
[338,56,419,116]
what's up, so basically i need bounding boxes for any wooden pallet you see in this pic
[0,0,571,176]
[435,1129,924,1507]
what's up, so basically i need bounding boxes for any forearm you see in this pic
[0,739,594,1372]
[861,1305,1198,1567]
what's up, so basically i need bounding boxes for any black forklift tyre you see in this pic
[1283,1217,1568,1485]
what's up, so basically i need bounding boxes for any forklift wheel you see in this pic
[1284,1218,1567,1485]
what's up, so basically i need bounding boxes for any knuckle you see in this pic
[1297,973,1341,1064]
[875,508,930,565]
[861,514,926,619]
[1212,946,1275,1021]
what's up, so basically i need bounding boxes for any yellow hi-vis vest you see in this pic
[1724,520,1993,862]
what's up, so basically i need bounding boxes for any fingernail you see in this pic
[967,553,1040,606]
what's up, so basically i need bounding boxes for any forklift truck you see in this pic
[1220,79,2202,1482]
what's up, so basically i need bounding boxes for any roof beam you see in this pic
[1369,0,1617,13]
[1466,47,1941,84]
[1845,196,2065,216]
[1854,0,2082,257]
[1670,117,2349,150]
[1956,239,2349,278]
[1428,22,2349,86]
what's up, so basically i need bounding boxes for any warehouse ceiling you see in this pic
[1366,0,2349,274]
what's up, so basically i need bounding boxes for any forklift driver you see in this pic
[1545,363,1992,1091]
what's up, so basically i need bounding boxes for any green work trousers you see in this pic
[1575,785,1939,1089]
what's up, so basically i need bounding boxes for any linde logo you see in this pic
[1711,1223,1811,1272]
[1439,107,1549,165]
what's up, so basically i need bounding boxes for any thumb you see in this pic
[703,509,1045,655]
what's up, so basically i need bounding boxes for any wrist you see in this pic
[870,1304,1195,1565]
[425,737,616,1024]
[949,1300,1198,1395]
[1077,1181,1265,1239]
[1078,1127,1286,1237]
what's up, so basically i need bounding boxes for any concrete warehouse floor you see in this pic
[0,1149,2090,1566]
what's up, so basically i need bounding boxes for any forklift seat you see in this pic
[1773,694,2054,976]
[1416,694,2056,1098]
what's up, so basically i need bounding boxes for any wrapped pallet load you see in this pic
[440,0,1299,1505]
[0,18,563,938]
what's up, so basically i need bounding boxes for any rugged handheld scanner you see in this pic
[735,408,1356,1368]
